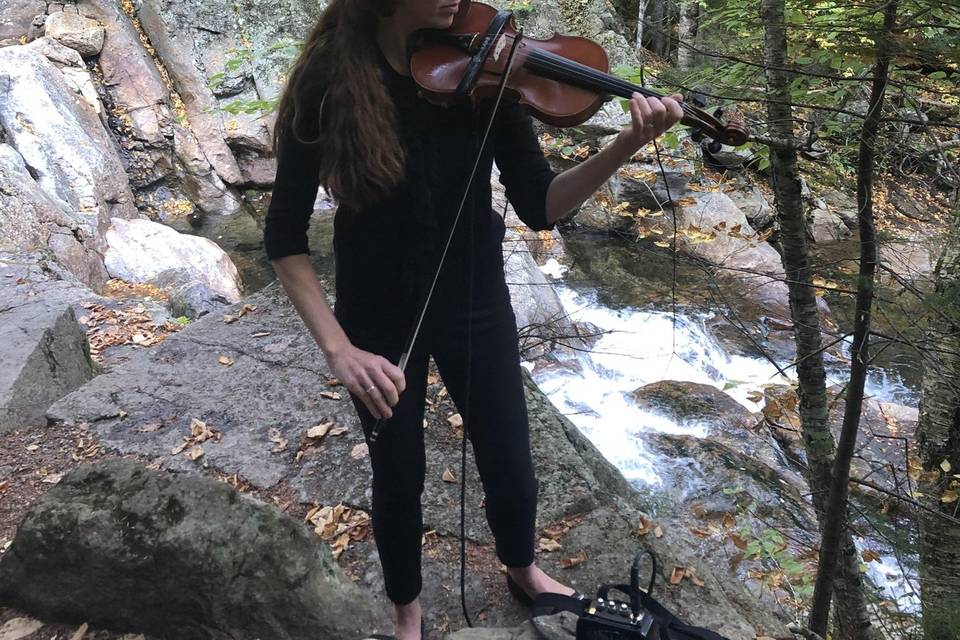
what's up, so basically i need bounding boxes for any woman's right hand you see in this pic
[326,343,406,420]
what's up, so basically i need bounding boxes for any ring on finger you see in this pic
[365,384,377,394]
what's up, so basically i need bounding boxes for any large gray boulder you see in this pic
[0,252,99,434]
[0,44,138,288]
[0,457,384,639]
[103,217,244,308]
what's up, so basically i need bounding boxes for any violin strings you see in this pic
[503,37,707,125]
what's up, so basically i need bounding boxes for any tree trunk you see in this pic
[808,2,896,637]
[917,227,960,639]
[760,0,878,638]
[677,0,698,70]
[636,0,648,50]
[647,0,670,58]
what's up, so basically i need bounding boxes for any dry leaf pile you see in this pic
[294,421,349,462]
[171,418,222,460]
[305,503,371,559]
[78,301,181,362]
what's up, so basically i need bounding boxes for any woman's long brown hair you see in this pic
[272,0,404,209]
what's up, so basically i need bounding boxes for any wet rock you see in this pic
[0,44,138,288]
[0,144,110,286]
[103,217,243,305]
[0,458,383,639]
[43,5,104,58]
[0,0,45,42]
[0,252,99,434]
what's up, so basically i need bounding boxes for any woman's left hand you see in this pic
[616,92,685,156]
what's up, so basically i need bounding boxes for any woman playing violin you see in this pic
[264,0,682,636]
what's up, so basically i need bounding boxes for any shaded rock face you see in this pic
[0,252,99,434]
[0,458,384,640]
[0,0,44,43]
[103,217,244,309]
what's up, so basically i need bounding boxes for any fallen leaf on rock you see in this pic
[669,566,686,585]
[441,468,457,483]
[690,527,711,538]
[172,418,221,455]
[218,355,235,366]
[427,372,440,385]
[25,444,39,452]
[327,378,342,386]
[320,391,342,401]
[560,550,587,569]
[306,502,371,559]
[686,566,705,587]
[41,473,63,484]
[307,422,335,439]
[637,514,654,536]
[239,303,257,316]
[730,533,748,550]
[70,622,89,640]
[189,445,204,460]
[538,537,562,552]
[351,443,369,460]
[250,331,271,338]
[447,413,463,428]
[329,426,348,437]
[654,525,664,538]
[0,617,45,640]
[222,314,239,324]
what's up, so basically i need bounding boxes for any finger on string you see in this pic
[646,96,667,129]
[634,93,652,127]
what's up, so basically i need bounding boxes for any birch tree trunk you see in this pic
[677,0,698,70]
[808,1,896,636]
[918,226,960,639]
[760,0,878,638]
[636,0,648,50]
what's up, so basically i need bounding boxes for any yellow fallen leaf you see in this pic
[941,460,953,473]
[447,413,463,428]
[654,525,664,538]
[686,566,705,587]
[222,314,239,324]
[941,489,958,504]
[442,468,457,483]
[189,445,204,460]
[637,514,653,536]
[329,426,348,437]
[320,391,342,401]
[218,355,235,366]
[538,537,562,552]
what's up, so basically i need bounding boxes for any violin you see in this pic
[409,0,748,147]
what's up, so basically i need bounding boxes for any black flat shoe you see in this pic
[506,573,588,608]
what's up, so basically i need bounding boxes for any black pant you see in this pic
[344,298,538,605]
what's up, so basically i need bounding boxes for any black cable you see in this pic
[630,549,657,616]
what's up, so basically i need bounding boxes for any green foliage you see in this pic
[174,316,191,326]
[207,38,303,118]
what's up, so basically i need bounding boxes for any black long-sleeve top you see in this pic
[264,49,558,348]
